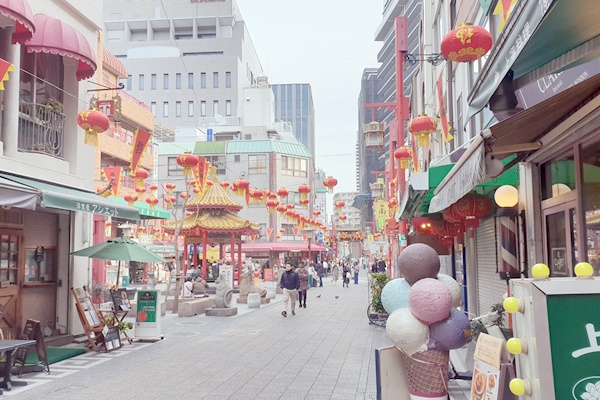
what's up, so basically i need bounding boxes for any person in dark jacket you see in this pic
[280,263,300,317]
[317,262,325,287]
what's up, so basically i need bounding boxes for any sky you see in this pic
[236,0,384,194]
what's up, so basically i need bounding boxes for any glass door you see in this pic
[543,201,577,277]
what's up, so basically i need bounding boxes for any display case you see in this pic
[24,247,56,284]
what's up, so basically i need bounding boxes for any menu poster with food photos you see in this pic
[471,334,503,400]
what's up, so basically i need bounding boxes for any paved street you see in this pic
[4,271,471,399]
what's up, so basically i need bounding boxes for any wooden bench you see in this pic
[178,298,215,317]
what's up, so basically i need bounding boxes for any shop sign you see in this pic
[134,290,162,340]
[550,247,568,276]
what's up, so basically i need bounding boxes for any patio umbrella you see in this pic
[71,235,166,287]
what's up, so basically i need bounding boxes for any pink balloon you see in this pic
[408,278,452,325]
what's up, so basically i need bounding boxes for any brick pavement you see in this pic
[4,271,471,399]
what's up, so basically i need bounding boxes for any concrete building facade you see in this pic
[102,0,264,140]
[272,83,316,157]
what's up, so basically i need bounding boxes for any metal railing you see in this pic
[18,102,65,159]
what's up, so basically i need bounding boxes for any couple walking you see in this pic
[280,262,310,317]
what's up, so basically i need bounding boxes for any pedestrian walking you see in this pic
[280,263,299,317]
[342,264,350,288]
[353,263,359,284]
[317,262,325,287]
[371,259,379,273]
[296,262,309,308]
[331,263,339,285]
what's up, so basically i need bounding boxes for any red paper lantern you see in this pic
[275,235,281,241]
[138,226,146,234]
[145,195,159,209]
[149,183,158,194]
[77,108,110,147]
[286,204,294,209]
[441,23,492,63]
[134,186,146,195]
[206,180,213,186]
[220,181,230,189]
[276,204,287,216]
[453,193,493,232]
[165,182,176,195]
[394,146,412,169]
[431,219,455,238]
[335,200,345,212]
[299,198,310,209]
[408,114,437,147]
[298,184,311,201]
[233,179,250,204]
[133,169,148,190]
[124,193,138,206]
[279,228,285,234]
[268,192,277,199]
[277,188,289,199]
[313,210,321,217]
[164,195,176,209]
[266,199,279,214]
[323,176,338,194]
[250,189,264,204]
[443,207,465,235]
[339,215,347,221]
[180,192,188,200]
[285,209,295,219]
[176,153,198,179]
[193,187,201,194]
[388,197,398,215]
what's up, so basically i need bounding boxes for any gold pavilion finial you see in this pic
[208,164,218,182]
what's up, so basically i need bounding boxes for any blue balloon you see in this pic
[429,308,472,351]
[381,278,411,314]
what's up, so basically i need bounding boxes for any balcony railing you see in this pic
[18,102,65,159]
[103,126,153,155]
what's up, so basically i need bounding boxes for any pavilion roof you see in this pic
[164,209,259,236]
[185,180,243,212]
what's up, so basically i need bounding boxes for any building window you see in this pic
[205,155,226,174]
[248,154,266,174]
[176,73,181,89]
[167,157,183,176]
[281,156,307,177]
[126,75,132,90]
[151,102,156,116]
[201,101,206,117]
[226,100,232,116]
[175,101,181,117]
[188,73,194,89]
[213,100,219,115]
[138,74,144,90]
[213,72,218,88]
[163,102,169,117]
[234,155,240,163]
[151,74,156,90]
[226,71,231,88]
[188,101,194,117]
[201,72,206,88]
[163,74,169,89]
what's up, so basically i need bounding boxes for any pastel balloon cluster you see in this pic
[384,243,471,354]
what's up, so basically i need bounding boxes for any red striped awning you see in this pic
[0,0,35,44]
[25,14,96,81]
[241,242,328,252]
[102,49,127,78]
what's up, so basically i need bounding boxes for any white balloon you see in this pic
[436,274,462,308]
[386,308,428,356]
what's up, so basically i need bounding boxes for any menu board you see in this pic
[470,334,506,400]
[13,319,49,373]
[111,288,132,311]
[103,326,122,352]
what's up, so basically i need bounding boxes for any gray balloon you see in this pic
[398,243,440,285]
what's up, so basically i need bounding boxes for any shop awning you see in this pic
[0,176,38,210]
[109,197,171,220]
[0,0,35,44]
[102,48,127,78]
[467,0,600,121]
[241,242,328,253]
[0,174,139,219]
[429,73,600,213]
[25,14,97,81]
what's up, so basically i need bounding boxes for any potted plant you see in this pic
[369,272,391,320]
[40,97,63,113]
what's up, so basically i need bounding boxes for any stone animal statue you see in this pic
[239,268,267,298]
[214,275,233,308]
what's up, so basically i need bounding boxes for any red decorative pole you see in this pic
[237,240,242,283]
[202,231,208,280]
[231,233,236,284]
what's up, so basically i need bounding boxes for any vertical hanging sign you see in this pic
[436,73,453,143]
[129,128,152,175]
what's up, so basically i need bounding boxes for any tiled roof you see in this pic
[157,142,196,155]
[186,181,242,211]
[164,209,260,234]
[194,141,226,154]
[226,140,311,157]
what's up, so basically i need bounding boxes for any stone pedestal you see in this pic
[266,288,276,299]
[248,293,261,308]
[206,307,238,317]
[236,296,248,304]
[261,297,270,304]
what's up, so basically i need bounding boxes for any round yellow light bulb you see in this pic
[531,263,550,279]
[574,262,594,278]
[510,379,526,396]
[507,338,522,354]
[503,297,521,314]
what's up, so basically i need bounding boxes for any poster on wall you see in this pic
[550,247,568,276]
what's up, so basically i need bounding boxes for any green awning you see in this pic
[0,174,140,220]
[109,197,171,219]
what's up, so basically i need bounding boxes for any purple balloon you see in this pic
[429,308,472,351]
